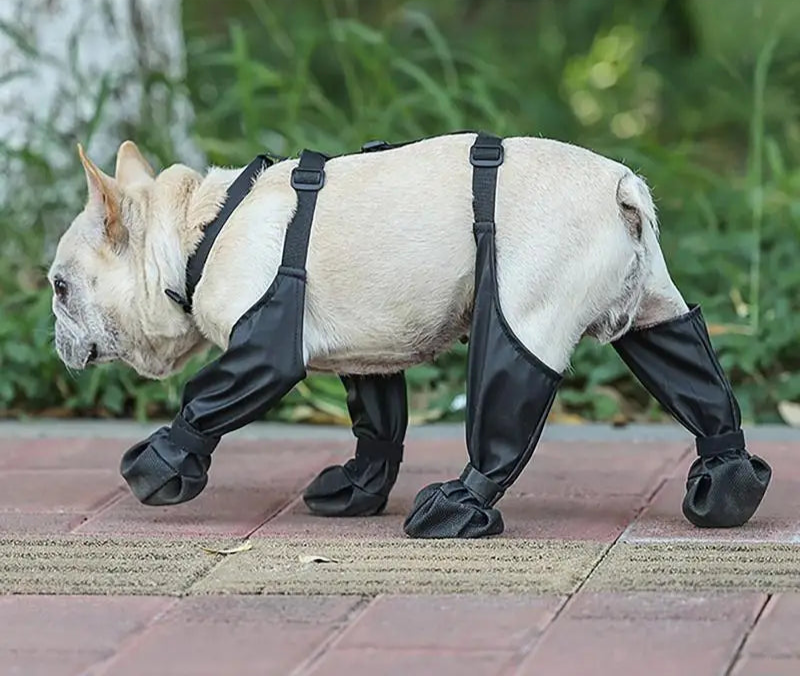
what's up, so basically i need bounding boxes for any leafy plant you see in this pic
[1,0,798,425]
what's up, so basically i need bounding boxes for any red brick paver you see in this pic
[97,596,361,675]
[732,593,800,675]
[309,648,516,676]
[0,596,170,674]
[309,594,563,675]
[518,592,766,675]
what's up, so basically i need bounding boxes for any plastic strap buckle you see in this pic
[291,167,325,191]
[470,142,504,168]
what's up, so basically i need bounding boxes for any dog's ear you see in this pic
[115,140,155,187]
[78,143,127,252]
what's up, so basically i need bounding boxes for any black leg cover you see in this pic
[120,266,308,506]
[120,415,218,506]
[303,373,408,517]
[404,134,562,538]
[120,150,327,507]
[403,182,562,538]
[613,304,771,528]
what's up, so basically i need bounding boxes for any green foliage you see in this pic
[1,0,799,424]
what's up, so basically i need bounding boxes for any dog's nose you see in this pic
[86,343,99,364]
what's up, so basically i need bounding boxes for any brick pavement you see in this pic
[0,423,798,675]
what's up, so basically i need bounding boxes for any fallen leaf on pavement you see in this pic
[200,540,253,555]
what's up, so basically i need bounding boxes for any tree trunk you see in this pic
[0,0,202,253]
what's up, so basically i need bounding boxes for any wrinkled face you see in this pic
[48,217,129,371]
[48,141,204,379]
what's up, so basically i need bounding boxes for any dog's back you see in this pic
[194,133,655,375]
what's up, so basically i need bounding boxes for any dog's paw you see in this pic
[120,420,218,506]
[303,457,397,517]
[403,479,504,538]
[682,450,771,528]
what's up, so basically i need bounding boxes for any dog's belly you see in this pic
[307,325,468,375]
[306,299,472,375]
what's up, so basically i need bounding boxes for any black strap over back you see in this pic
[283,150,327,271]
[469,131,504,240]
[183,154,276,311]
[459,131,508,508]
[174,130,497,315]
[175,150,327,314]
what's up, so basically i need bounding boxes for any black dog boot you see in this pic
[121,415,219,506]
[613,304,771,527]
[121,150,327,506]
[303,373,407,517]
[404,133,563,538]
[401,262,561,538]
[402,345,560,538]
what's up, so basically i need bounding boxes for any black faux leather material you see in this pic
[404,133,563,539]
[120,267,308,505]
[179,267,308,436]
[121,151,327,506]
[461,220,562,489]
[344,373,408,451]
[303,373,408,517]
[120,416,217,506]
[613,304,771,527]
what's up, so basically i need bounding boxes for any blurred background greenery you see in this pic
[1,0,799,426]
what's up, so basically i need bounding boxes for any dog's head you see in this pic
[48,141,207,379]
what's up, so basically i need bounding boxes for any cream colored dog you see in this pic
[49,135,688,385]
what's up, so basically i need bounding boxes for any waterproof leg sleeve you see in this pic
[303,372,408,517]
[404,134,563,539]
[120,151,328,506]
[613,305,771,527]
[120,265,308,506]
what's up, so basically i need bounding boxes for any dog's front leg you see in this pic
[303,373,408,517]
[120,270,308,506]
[612,231,771,527]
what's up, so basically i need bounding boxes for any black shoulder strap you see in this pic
[181,153,276,312]
[172,133,497,314]
[282,149,327,271]
[469,132,504,237]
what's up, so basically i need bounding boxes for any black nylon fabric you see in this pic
[613,304,771,527]
[404,133,563,539]
[120,418,215,506]
[303,372,408,517]
[121,152,327,506]
[177,267,308,436]
[185,154,276,308]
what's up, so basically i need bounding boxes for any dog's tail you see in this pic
[584,171,657,344]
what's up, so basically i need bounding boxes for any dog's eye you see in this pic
[53,276,69,302]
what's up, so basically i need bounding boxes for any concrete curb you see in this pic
[0,419,797,442]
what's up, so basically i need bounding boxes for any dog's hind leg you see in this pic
[402,277,567,539]
[303,372,408,517]
[612,222,771,528]
[404,133,574,538]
